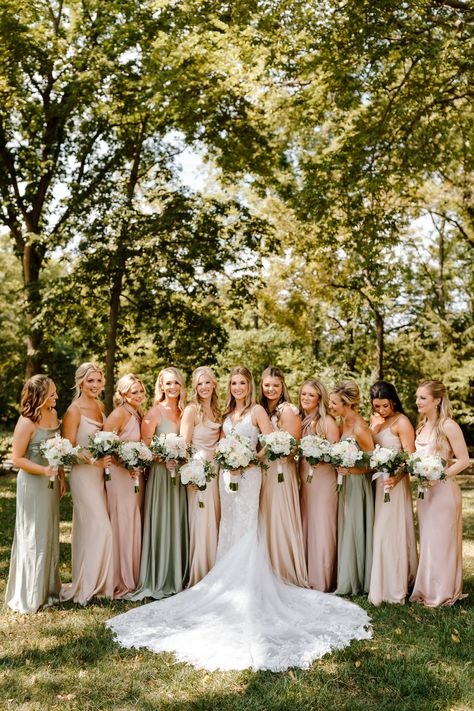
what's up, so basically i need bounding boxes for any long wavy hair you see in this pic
[72,362,104,401]
[369,380,405,414]
[331,380,360,410]
[299,378,330,436]
[190,366,221,424]
[20,375,54,423]
[114,373,146,418]
[417,379,453,453]
[223,366,256,420]
[259,366,291,416]
[154,367,187,412]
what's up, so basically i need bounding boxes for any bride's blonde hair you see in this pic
[223,366,256,420]
[417,379,453,453]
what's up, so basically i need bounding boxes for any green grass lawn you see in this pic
[1,474,473,711]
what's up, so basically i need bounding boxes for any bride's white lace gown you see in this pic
[106,412,371,671]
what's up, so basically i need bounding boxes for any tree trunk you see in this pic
[375,310,384,380]
[22,239,44,378]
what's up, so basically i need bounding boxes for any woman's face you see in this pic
[44,382,58,409]
[372,398,394,419]
[415,386,439,416]
[81,370,104,399]
[162,372,181,400]
[124,382,145,410]
[230,374,249,402]
[300,385,319,414]
[328,393,345,417]
[261,376,283,404]
[196,373,215,401]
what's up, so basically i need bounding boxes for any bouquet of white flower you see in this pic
[259,430,297,483]
[87,431,121,481]
[117,441,153,493]
[40,435,80,489]
[329,438,368,492]
[214,433,258,492]
[406,451,446,499]
[179,458,217,507]
[298,434,333,483]
[149,432,191,485]
[369,445,408,502]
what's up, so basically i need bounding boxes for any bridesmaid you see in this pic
[130,367,189,600]
[329,380,374,596]
[259,366,308,587]
[368,381,418,606]
[60,363,114,604]
[180,366,221,587]
[104,374,146,598]
[6,375,64,613]
[299,379,339,592]
[410,380,469,607]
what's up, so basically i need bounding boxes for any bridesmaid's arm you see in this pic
[443,419,470,478]
[252,405,273,460]
[141,406,161,447]
[279,405,302,440]
[12,417,53,477]
[103,407,127,435]
[340,424,374,476]
[324,415,340,444]
[385,415,416,489]
[62,405,81,447]
[180,404,197,445]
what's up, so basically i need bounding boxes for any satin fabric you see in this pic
[6,426,61,613]
[186,419,221,587]
[106,409,145,598]
[368,426,417,605]
[128,416,189,600]
[60,416,114,604]
[410,433,464,607]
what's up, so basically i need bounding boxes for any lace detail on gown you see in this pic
[106,409,371,671]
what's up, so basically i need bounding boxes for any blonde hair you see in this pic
[331,380,360,410]
[154,367,187,412]
[114,373,146,417]
[299,379,330,436]
[73,362,104,401]
[191,366,221,424]
[417,379,453,453]
[259,366,292,416]
[20,375,54,423]
[223,366,256,420]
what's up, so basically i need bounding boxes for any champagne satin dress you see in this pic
[410,433,464,607]
[299,421,338,592]
[259,404,308,587]
[129,415,189,600]
[106,407,145,598]
[60,416,114,604]
[368,425,417,605]
[6,426,61,613]
[187,419,221,587]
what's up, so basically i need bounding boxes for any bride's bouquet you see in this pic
[259,430,297,483]
[149,432,191,485]
[298,434,333,483]
[117,440,153,493]
[214,433,258,492]
[180,458,217,508]
[329,438,369,492]
[88,431,121,481]
[40,435,80,489]
[369,445,407,502]
[406,451,446,499]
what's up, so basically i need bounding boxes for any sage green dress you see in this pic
[128,416,189,600]
[335,440,374,596]
[6,426,61,613]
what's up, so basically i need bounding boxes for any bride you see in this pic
[106,366,371,672]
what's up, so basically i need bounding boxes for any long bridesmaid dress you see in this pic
[368,426,417,605]
[60,416,114,604]
[106,406,145,598]
[299,423,337,592]
[6,426,61,613]
[410,433,464,607]
[129,415,189,600]
[335,438,374,596]
[259,404,308,587]
[187,419,221,587]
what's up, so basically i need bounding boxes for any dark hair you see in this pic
[369,380,405,414]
